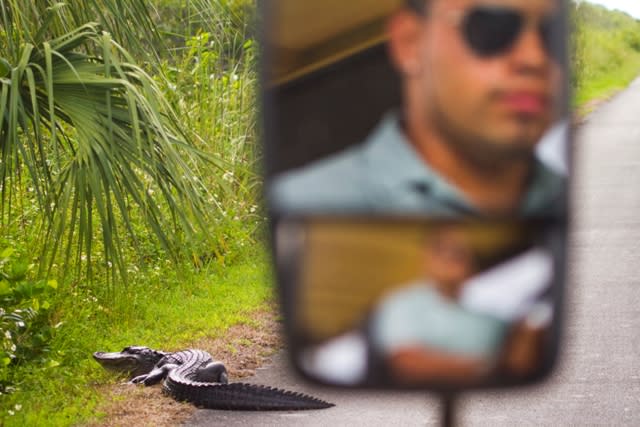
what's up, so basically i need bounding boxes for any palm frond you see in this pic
[0,20,217,283]
[0,0,163,62]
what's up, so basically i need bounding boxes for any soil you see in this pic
[87,307,283,427]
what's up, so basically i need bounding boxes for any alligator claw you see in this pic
[129,374,148,384]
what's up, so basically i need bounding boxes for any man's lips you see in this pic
[498,92,549,115]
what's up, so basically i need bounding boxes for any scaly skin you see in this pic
[93,346,334,411]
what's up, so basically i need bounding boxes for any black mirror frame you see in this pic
[258,0,573,391]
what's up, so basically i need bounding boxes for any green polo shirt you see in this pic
[269,113,566,216]
[370,283,507,358]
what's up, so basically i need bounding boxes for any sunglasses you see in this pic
[437,6,563,62]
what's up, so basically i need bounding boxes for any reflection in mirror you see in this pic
[264,0,569,218]
[276,219,564,387]
[261,0,571,391]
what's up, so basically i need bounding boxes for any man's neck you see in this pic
[404,115,532,215]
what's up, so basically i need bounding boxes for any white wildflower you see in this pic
[222,171,234,182]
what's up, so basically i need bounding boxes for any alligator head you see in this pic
[93,346,167,378]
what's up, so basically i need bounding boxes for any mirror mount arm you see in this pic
[441,393,457,427]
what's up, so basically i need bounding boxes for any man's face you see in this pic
[407,0,562,163]
[424,229,476,298]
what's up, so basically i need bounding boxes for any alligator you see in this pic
[93,346,334,411]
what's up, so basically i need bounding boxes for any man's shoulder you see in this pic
[269,144,379,213]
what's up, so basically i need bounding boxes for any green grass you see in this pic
[0,1,265,424]
[574,61,640,109]
[0,1,267,425]
[0,249,274,426]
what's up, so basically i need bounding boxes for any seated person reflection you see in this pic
[370,228,553,384]
[270,0,566,216]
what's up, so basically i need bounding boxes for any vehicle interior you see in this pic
[263,0,404,177]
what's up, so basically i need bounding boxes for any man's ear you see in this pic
[387,10,424,77]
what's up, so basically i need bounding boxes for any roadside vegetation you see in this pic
[571,1,640,110]
[1,0,639,425]
[0,0,266,425]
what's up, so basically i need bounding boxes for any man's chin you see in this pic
[467,131,539,166]
[510,114,551,142]
[433,109,544,166]
[491,122,549,153]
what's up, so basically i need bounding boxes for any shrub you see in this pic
[0,244,58,396]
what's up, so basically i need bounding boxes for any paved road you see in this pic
[187,79,640,426]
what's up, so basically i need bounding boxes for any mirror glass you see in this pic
[261,0,570,389]
[275,218,565,387]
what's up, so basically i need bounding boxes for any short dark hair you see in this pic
[405,0,430,15]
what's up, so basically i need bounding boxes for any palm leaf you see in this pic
[0,21,218,283]
[1,0,163,62]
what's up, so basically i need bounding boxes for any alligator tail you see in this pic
[165,381,334,411]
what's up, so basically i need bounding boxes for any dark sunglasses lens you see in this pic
[463,8,522,57]
[540,14,565,63]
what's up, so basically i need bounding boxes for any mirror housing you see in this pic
[260,0,571,390]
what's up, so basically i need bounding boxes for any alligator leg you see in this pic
[130,363,178,386]
[196,361,228,384]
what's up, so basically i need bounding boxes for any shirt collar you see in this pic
[360,112,565,216]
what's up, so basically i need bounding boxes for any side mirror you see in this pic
[260,0,570,390]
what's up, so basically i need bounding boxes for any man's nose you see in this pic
[509,25,550,73]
